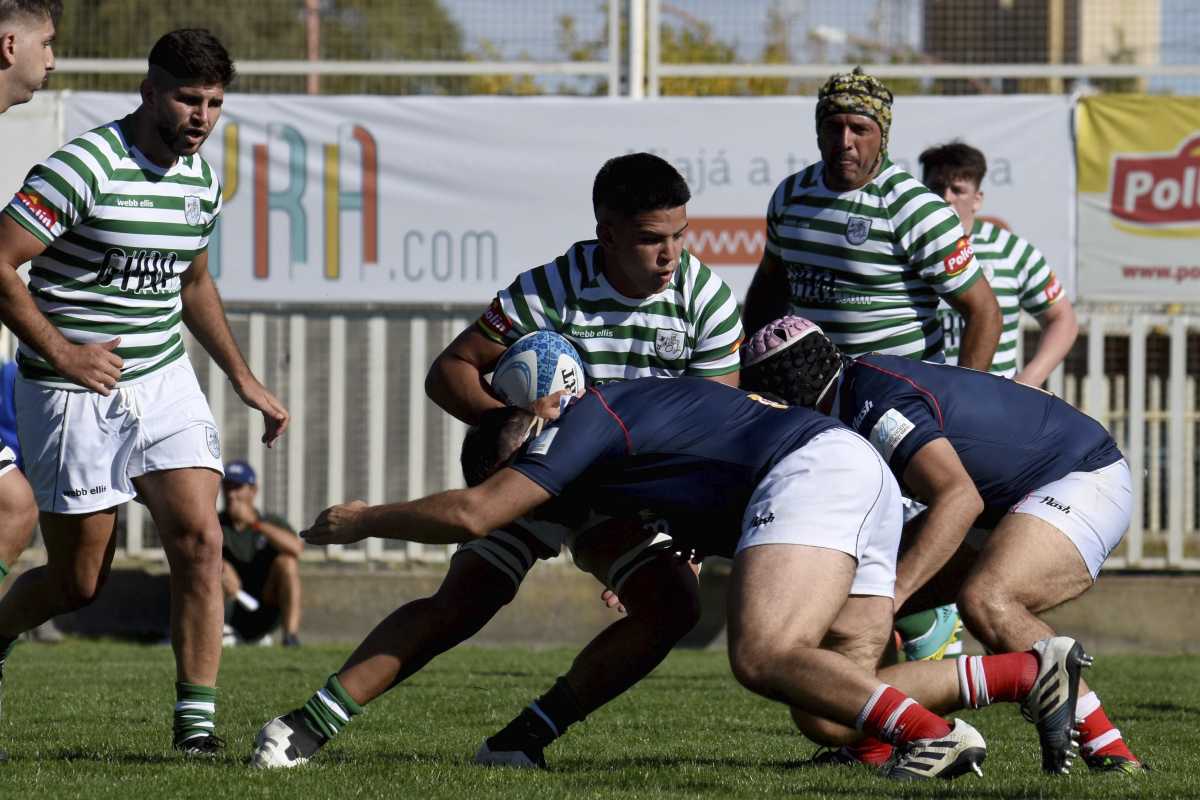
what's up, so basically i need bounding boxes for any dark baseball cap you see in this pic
[223,459,257,486]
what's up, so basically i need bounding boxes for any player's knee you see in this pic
[0,477,37,558]
[957,579,1009,640]
[619,562,701,636]
[728,638,789,697]
[56,571,106,611]
[167,522,224,567]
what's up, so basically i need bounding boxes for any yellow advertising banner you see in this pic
[1077,96,1200,298]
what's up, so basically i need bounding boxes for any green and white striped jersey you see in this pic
[765,158,981,360]
[477,240,742,383]
[938,220,1064,378]
[4,117,221,388]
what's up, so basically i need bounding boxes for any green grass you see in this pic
[0,641,1194,798]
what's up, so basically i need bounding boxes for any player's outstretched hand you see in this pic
[54,338,123,395]
[302,500,369,545]
[236,379,290,447]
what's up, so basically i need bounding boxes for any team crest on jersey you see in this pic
[655,328,685,360]
[184,195,203,226]
[845,216,871,245]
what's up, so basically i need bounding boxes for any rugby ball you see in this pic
[491,330,586,406]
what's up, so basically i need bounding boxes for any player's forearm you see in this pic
[1016,307,1078,388]
[425,352,504,425]
[955,303,1002,371]
[181,270,255,391]
[357,490,488,544]
[741,254,790,335]
[894,487,982,606]
[0,264,76,367]
[256,519,304,558]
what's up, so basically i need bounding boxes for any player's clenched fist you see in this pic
[302,499,368,545]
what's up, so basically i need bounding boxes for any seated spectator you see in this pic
[220,460,303,646]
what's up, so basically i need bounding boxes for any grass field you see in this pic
[0,640,1194,799]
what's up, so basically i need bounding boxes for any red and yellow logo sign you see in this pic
[15,191,57,231]
[1110,134,1200,227]
[1044,273,1064,303]
[942,236,974,276]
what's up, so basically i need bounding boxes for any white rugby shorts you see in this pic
[16,359,224,514]
[996,459,1132,579]
[736,427,903,598]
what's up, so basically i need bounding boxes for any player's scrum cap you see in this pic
[740,315,827,368]
[816,66,894,152]
[223,459,256,486]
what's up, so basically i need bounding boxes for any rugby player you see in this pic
[251,153,744,770]
[0,0,59,763]
[267,377,1089,780]
[920,140,1078,386]
[0,29,288,756]
[742,66,1002,672]
[741,315,1145,774]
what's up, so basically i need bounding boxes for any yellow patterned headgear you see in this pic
[816,66,894,153]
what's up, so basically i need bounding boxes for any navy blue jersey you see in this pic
[511,377,843,553]
[835,355,1122,517]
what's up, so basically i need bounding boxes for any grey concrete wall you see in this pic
[3,561,1196,654]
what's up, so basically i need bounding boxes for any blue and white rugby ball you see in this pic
[491,330,586,406]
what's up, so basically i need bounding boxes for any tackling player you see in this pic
[0,29,288,756]
[741,316,1146,774]
[278,377,1089,781]
[251,153,744,770]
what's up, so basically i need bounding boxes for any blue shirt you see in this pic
[511,377,843,554]
[834,355,1122,520]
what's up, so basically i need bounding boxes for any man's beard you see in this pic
[155,120,203,155]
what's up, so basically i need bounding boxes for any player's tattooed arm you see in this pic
[895,438,983,610]
[303,468,552,546]
[426,324,508,425]
[180,250,289,446]
[0,215,124,394]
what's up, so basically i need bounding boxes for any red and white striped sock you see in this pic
[856,684,951,744]
[1076,691,1139,761]
[956,652,1038,709]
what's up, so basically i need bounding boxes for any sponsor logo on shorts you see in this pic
[869,408,915,462]
[15,191,57,231]
[853,400,874,430]
[943,236,975,276]
[845,216,871,245]
[750,511,775,527]
[205,425,221,458]
[63,484,107,498]
[1039,495,1071,514]
[479,297,513,338]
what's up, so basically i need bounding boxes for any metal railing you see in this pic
[12,306,1174,571]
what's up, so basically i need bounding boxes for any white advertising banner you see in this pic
[62,93,1074,306]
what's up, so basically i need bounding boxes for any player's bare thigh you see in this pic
[958,512,1092,651]
[0,468,37,564]
[132,467,221,541]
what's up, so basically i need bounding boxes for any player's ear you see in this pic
[596,221,614,250]
[0,32,16,68]
[139,78,157,108]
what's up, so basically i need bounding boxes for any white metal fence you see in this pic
[13,305,1174,571]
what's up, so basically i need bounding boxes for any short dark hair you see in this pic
[592,152,691,222]
[460,406,538,487]
[740,329,843,408]
[0,0,61,26]
[148,29,235,87]
[919,141,987,196]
